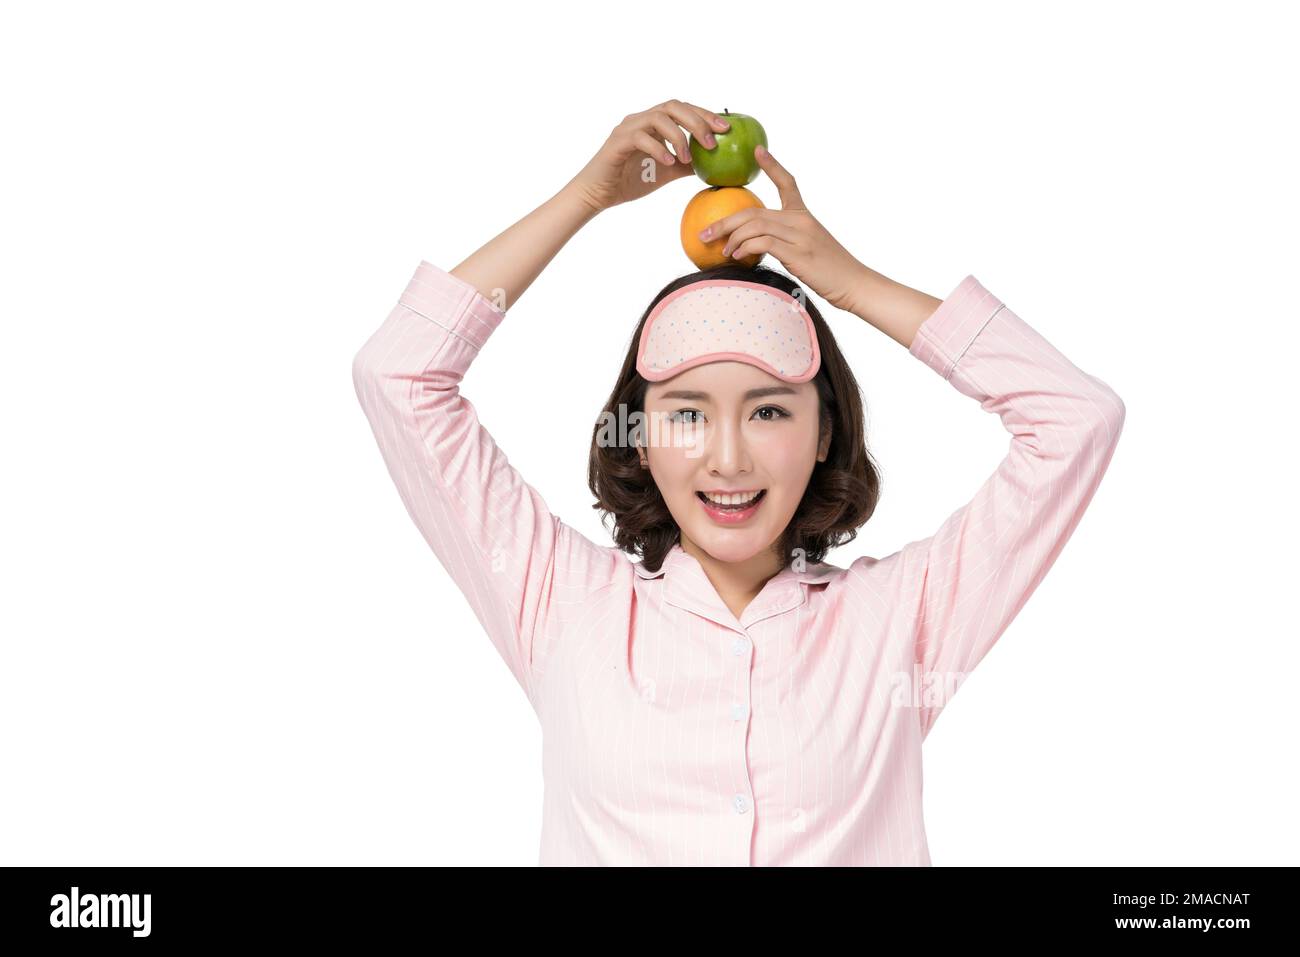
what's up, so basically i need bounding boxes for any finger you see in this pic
[645,110,692,163]
[687,103,733,133]
[754,145,806,210]
[696,207,762,244]
[721,216,801,257]
[660,156,698,183]
[632,130,679,167]
[667,100,729,149]
[729,234,799,263]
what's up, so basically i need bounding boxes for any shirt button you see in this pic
[732,793,750,814]
[731,637,750,657]
[731,703,748,721]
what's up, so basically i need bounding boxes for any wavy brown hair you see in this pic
[587,261,882,574]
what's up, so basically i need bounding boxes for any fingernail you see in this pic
[700,227,712,239]
[704,135,715,147]
[663,152,674,164]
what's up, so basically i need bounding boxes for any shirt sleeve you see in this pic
[351,260,628,707]
[888,275,1126,741]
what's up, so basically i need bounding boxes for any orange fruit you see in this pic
[680,186,766,269]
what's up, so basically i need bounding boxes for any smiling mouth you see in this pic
[696,490,767,510]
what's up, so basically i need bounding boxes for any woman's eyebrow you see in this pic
[658,386,798,401]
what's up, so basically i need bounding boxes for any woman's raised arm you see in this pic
[696,148,1126,740]
[352,101,734,707]
[854,276,1126,741]
[351,251,625,708]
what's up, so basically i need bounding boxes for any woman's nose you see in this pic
[704,421,751,474]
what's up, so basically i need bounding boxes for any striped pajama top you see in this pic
[351,260,1125,866]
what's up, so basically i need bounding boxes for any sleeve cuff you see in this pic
[397,260,506,352]
[908,275,1006,380]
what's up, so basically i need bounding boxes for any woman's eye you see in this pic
[667,407,787,424]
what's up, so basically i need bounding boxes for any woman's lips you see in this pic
[697,489,766,525]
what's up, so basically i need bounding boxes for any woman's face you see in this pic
[642,361,830,566]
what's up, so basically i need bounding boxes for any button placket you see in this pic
[728,629,756,857]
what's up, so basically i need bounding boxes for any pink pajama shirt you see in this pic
[351,260,1125,866]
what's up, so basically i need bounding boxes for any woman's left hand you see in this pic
[699,145,868,315]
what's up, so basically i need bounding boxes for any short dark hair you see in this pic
[587,261,882,573]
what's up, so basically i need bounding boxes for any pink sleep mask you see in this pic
[635,279,821,383]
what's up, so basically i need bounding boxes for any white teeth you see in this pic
[702,491,762,507]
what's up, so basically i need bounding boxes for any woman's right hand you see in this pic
[568,100,733,214]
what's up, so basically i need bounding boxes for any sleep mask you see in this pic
[635,278,820,383]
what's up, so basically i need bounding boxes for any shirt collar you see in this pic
[634,543,838,634]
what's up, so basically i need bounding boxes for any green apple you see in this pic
[689,109,768,187]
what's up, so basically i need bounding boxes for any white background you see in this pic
[3,0,1296,866]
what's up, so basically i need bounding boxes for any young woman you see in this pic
[352,100,1125,866]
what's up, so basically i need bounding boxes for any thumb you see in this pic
[664,154,698,183]
[756,145,805,210]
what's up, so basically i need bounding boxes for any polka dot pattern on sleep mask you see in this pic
[635,279,821,383]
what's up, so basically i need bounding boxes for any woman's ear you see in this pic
[816,421,832,463]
